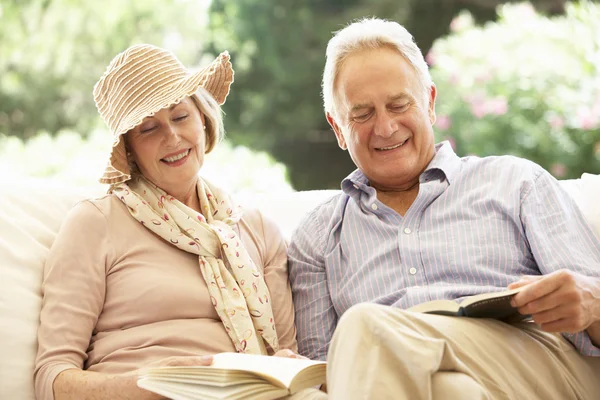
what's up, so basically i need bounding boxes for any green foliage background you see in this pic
[431,2,600,179]
[0,0,598,189]
[0,0,210,139]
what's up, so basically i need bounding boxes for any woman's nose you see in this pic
[163,123,182,144]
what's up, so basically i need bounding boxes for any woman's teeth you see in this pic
[163,149,190,163]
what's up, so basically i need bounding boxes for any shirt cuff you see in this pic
[562,331,600,357]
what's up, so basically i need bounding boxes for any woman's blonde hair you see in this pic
[191,87,225,154]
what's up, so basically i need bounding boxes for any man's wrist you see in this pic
[587,320,600,347]
[587,276,600,347]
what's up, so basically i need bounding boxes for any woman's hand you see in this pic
[123,355,215,400]
[53,358,212,400]
[273,349,309,360]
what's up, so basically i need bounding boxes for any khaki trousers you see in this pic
[326,303,600,400]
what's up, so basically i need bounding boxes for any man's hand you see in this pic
[508,270,600,334]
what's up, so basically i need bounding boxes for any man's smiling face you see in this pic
[327,46,437,190]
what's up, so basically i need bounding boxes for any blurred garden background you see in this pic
[0,0,599,193]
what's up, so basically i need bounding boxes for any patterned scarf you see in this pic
[112,176,279,354]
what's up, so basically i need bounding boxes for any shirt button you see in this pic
[409,267,417,275]
[404,227,412,234]
[371,203,378,211]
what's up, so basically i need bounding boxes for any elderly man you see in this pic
[289,18,600,399]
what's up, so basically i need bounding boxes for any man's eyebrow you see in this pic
[350,103,371,112]
[349,93,411,112]
[388,93,410,102]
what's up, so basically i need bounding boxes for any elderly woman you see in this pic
[34,45,307,400]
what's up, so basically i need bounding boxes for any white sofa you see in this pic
[1,174,599,399]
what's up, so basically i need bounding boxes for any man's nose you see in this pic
[373,111,396,138]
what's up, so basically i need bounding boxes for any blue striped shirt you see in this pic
[288,142,600,360]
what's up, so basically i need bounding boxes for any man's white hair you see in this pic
[322,17,433,118]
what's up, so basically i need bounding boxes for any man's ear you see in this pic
[427,84,437,125]
[326,112,348,150]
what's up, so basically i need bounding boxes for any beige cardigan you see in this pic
[34,194,297,400]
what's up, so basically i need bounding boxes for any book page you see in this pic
[138,377,288,400]
[209,353,325,388]
[408,299,460,315]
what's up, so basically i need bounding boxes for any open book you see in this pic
[137,352,326,400]
[408,287,527,320]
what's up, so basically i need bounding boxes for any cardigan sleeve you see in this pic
[34,201,112,400]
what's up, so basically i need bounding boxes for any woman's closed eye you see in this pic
[140,125,157,134]
[173,114,188,122]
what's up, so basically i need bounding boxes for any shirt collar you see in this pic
[424,141,461,185]
[341,141,461,195]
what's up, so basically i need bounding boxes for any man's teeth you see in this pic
[163,149,190,163]
[379,140,407,151]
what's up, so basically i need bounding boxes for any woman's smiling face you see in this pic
[126,96,207,192]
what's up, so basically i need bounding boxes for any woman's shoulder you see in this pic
[240,206,276,232]
[65,194,129,226]
[239,206,286,244]
[238,206,266,235]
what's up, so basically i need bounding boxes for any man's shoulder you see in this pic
[461,154,546,181]
[310,191,347,215]
[292,191,348,238]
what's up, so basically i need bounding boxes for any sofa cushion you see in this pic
[238,190,340,240]
[0,178,103,399]
[0,174,598,400]
[559,173,600,238]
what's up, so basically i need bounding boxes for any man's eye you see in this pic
[352,112,372,122]
[390,103,409,112]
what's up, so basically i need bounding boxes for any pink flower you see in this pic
[465,93,486,119]
[475,72,493,84]
[489,96,508,116]
[466,92,487,119]
[549,115,564,129]
[577,107,597,130]
[450,13,473,33]
[551,163,567,178]
[470,102,486,119]
[467,95,508,118]
[435,115,452,130]
[515,3,536,19]
[426,50,436,66]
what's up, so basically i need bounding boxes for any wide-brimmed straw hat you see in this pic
[93,44,234,185]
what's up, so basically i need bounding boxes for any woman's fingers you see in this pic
[274,349,308,359]
[155,355,214,367]
[274,349,296,358]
